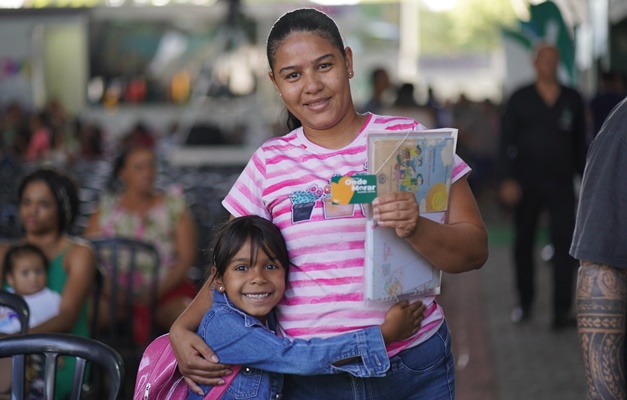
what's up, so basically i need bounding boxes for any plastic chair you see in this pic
[89,237,160,397]
[0,333,124,400]
[89,237,161,348]
[0,290,30,335]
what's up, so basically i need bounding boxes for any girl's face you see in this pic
[7,253,47,296]
[269,32,355,133]
[120,148,156,194]
[217,239,286,323]
[19,181,59,235]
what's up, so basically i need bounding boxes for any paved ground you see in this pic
[440,206,587,400]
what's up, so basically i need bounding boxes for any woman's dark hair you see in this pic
[266,8,346,131]
[208,215,290,285]
[3,243,49,283]
[18,169,80,234]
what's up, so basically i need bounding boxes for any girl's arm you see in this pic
[156,208,197,298]
[202,299,425,377]
[169,277,231,392]
[29,242,96,333]
[373,176,488,274]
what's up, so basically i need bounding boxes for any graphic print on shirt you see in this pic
[558,107,574,131]
[288,183,324,223]
[289,169,367,223]
[0,307,19,332]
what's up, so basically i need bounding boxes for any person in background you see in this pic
[359,66,391,114]
[0,168,97,400]
[186,215,425,399]
[571,96,627,399]
[498,42,587,329]
[0,102,28,162]
[170,8,488,400]
[121,122,156,149]
[84,143,198,341]
[383,82,435,128]
[23,112,52,163]
[0,243,61,334]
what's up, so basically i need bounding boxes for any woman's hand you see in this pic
[372,192,420,238]
[380,300,426,344]
[169,323,232,395]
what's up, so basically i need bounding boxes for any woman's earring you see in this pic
[348,71,353,78]
[219,286,224,292]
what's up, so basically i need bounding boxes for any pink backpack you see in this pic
[133,334,241,400]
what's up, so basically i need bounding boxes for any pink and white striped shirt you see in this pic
[223,114,471,356]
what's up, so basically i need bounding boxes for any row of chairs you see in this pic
[0,236,163,399]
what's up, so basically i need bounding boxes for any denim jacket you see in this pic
[187,289,390,400]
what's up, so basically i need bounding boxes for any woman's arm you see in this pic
[29,241,96,333]
[169,277,231,392]
[373,176,488,274]
[157,208,197,298]
[83,208,102,237]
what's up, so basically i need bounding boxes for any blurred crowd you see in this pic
[0,99,105,168]
[359,67,626,213]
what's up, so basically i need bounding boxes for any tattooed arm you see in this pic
[577,261,627,400]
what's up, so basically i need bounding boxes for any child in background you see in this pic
[0,243,62,399]
[187,216,425,400]
[0,243,61,334]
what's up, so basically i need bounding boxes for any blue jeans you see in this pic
[282,321,455,399]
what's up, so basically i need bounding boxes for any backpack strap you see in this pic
[203,365,242,400]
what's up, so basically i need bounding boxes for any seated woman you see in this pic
[84,143,198,342]
[0,168,97,400]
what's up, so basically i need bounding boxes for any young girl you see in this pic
[187,215,425,399]
[0,243,61,334]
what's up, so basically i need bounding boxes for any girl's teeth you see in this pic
[246,293,269,299]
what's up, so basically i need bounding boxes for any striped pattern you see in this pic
[223,114,470,355]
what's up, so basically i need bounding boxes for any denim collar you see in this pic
[212,288,275,329]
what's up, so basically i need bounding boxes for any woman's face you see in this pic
[120,148,156,194]
[19,181,60,235]
[269,32,355,132]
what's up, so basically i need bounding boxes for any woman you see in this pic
[170,8,488,399]
[85,144,198,335]
[0,168,97,399]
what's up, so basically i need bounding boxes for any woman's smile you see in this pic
[304,97,331,112]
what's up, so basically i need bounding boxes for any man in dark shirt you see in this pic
[499,42,587,329]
